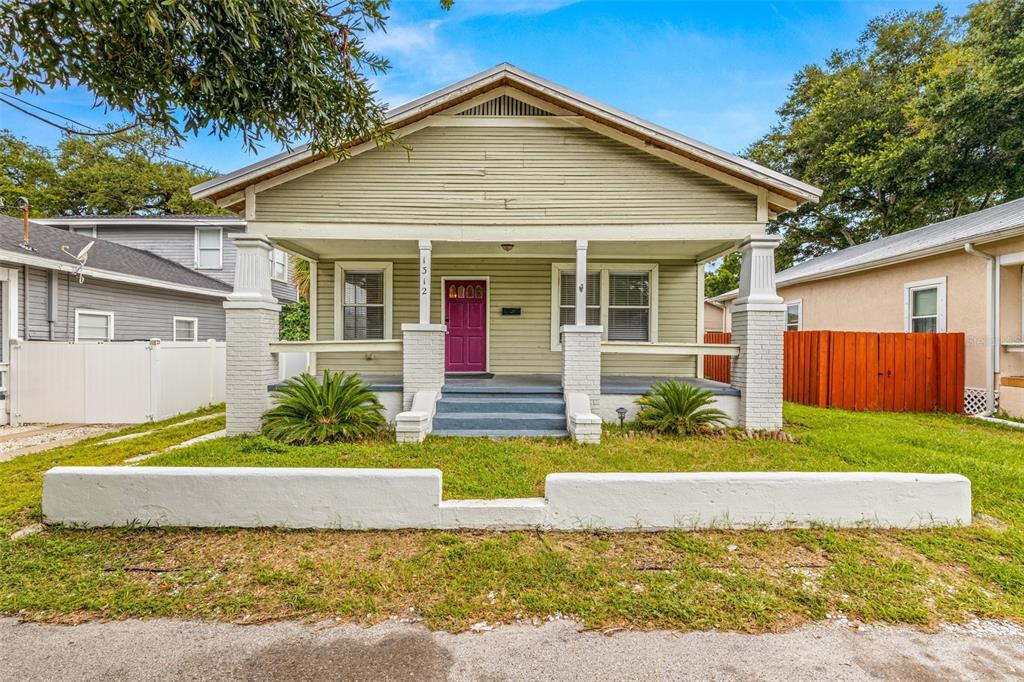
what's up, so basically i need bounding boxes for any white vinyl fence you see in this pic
[9,339,225,425]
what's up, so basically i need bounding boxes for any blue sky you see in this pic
[1,0,972,175]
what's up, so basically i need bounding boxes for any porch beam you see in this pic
[418,240,432,325]
[575,239,588,326]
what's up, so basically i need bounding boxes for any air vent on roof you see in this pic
[456,95,553,117]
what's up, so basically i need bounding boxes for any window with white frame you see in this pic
[173,317,198,342]
[70,225,96,237]
[551,263,658,349]
[785,300,802,331]
[904,278,946,333]
[75,310,113,341]
[270,248,288,282]
[336,263,392,340]
[558,271,601,327]
[195,227,223,269]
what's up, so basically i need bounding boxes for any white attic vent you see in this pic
[456,94,553,117]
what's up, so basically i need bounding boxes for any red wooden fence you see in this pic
[783,331,965,413]
[703,331,732,384]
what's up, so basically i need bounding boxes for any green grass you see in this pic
[2,404,1024,632]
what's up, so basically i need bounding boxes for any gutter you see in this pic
[964,243,999,414]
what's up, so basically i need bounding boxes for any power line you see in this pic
[0,91,219,174]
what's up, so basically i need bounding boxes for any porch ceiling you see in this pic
[276,238,740,262]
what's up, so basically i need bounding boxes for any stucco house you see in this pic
[709,197,1024,418]
[191,64,821,442]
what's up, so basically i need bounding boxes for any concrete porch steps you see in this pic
[432,390,568,438]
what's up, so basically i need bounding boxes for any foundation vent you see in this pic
[456,95,553,117]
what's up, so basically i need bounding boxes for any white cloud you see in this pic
[450,0,580,19]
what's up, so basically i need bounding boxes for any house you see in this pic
[190,64,821,442]
[36,215,299,305]
[0,213,233,423]
[708,197,1024,417]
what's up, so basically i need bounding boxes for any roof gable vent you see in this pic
[456,94,553,117]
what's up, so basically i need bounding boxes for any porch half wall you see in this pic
[314,257,699,376]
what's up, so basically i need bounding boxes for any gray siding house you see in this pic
[36,215,299,304]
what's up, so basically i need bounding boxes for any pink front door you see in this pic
[445,280,487,372]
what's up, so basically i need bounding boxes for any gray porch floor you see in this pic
[360,374,738,397]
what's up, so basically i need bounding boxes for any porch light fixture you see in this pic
[500,243,515,252]
[616,406,628,428]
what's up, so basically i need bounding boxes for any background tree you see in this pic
[1,0,450,155]
[0,131,58,216]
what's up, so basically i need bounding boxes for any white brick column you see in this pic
[402,323,446,410]
[224,233,280,435]
[730,235,785,430]
[561,325,602,409]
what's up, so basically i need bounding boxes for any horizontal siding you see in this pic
[257,126,756,225]
[316,257,696,377]
[2,260,226,343]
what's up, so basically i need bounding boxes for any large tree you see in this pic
[1,0,449,155]
[0,128,220,216]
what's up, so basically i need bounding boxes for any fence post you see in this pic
[207,338,217,406]
[148,338,161,422]
[8,340,19,427]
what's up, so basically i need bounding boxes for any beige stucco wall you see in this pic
[774,235,1024,389]
[315,257,698,377]
[704,302,728,333]
[256,125,756,225]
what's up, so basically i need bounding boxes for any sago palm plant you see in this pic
[261,370,387,444]
[636,380,728,435]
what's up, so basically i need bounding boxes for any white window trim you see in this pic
[271,248,289,282]
[904,276,947,332]
[173,316,199,342]
[70,224,97,238]
[550,262,659,351]
[194,226,223,270]
[784,299,803,331]
[334,262,393,341]
[74,309,114,342]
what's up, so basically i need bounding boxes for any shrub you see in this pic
[636,380,728,435]
[261,370,387,444]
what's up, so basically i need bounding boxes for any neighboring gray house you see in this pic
[36,215,299,304]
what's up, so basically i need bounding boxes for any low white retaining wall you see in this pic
[43,468,972,531]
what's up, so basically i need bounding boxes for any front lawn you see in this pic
[2,404,1023,631]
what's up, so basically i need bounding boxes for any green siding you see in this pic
[257,126,756,225]
[316,258,697,377]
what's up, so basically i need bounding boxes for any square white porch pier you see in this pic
[730,235,786,430]
[224,234,280,435]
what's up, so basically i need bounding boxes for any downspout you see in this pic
[965,243,999,414]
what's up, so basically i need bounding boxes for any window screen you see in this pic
[77,312,111,341]
[196,228,222,268]
[343,271,385,339]
[558,271,600,327]
[607,272,650,341]
[910,288,938,333]
[786,302,801,331]
[174,318,197,342]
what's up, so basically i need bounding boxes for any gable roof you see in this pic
[709,197,1024,302]
[192,63,822,215]
[0,215,232,296]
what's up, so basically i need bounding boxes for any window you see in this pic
[607,272,651,341]
[558,271,601,327]
[551,263,658,349]
[785,300,802,331]
[173,317,198,342]
[904,278,946,333]
[75,310,113,342]
[335,262,393,340]
[195,227,222,269]
[270,248,288,282]
[70,225,96,237]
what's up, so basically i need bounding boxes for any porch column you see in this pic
[418,240,432,325]
[224,233,280,435]
[730,235,785,431]
[402,323,446,410]
[575,239,588,325]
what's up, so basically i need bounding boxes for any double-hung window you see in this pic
[75,310,113,342]
[785,300,802,331]
[173,317,198,342]
[558,271,601,327]
[904,278,946,333]
[336,263,393,340]
[551,264,658,349]
[270,249,288,282]
[195,227,223,269]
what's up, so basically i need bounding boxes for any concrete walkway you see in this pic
[1,617,1021,681]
